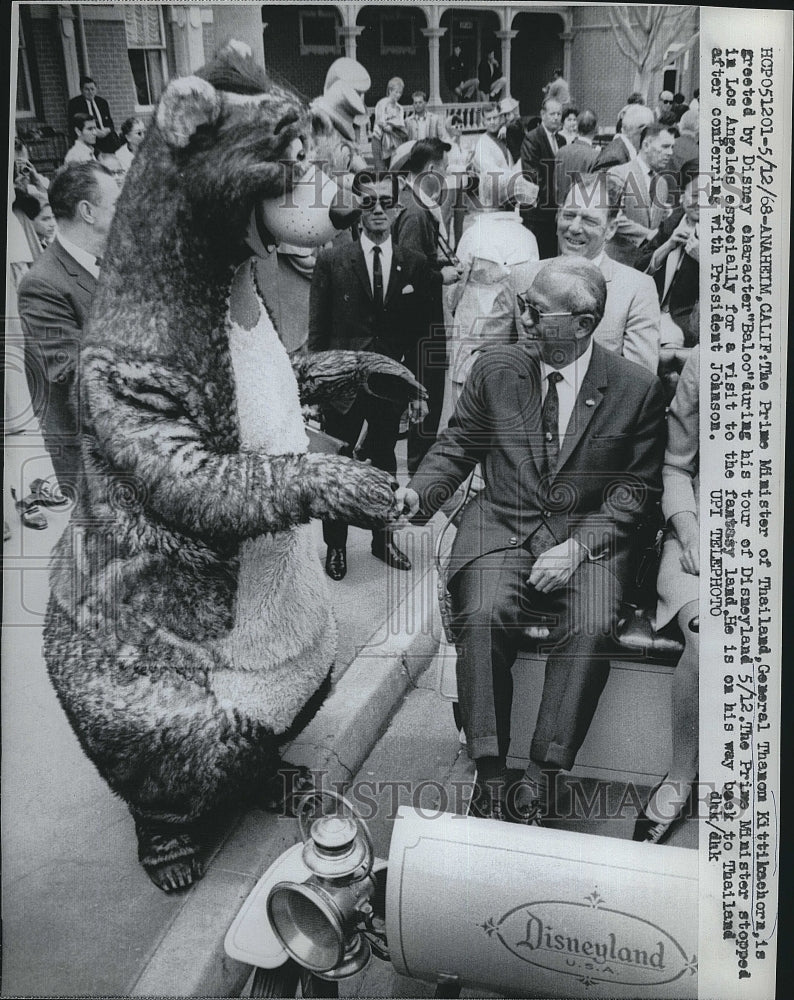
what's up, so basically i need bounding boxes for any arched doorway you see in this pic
[439,8,501,102]
[510,12,566,116]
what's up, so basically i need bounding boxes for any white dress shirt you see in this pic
[56,232,102,280]
[359,233,393,296]
[540,337,594,446]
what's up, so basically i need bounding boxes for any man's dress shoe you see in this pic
[325,547,347,581]
[371,537,411,571]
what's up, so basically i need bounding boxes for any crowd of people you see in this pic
[9,56,704,847]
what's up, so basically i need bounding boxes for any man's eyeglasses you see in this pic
[359,194,396,210]
[517,294,577,324]
[660,99,672,105]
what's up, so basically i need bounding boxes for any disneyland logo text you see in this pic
[518,912,666,969]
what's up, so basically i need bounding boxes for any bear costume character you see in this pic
[43,44,425,893]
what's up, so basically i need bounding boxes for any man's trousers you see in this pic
[449,544,623,770]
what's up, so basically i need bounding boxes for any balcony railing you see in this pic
[355,101,492,151]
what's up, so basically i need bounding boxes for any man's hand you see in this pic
[441,264,463,285]
[620,218,657,243]
[393,486,420,519]
[671,511,699,575]
[527,539,586,593]
[408,399,429,424]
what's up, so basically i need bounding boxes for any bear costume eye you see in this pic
[273,110,300,135]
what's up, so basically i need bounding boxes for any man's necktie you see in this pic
[372,245,384,311]
[541,370,563,480]
[91,101,101,127]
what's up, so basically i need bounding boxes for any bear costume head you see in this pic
[45,43,424,893]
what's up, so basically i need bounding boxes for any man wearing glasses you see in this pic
[398,257,666,824]
[654,90,678,126]
[309,172,436,581]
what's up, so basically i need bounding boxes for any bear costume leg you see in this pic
[44,596,330,891]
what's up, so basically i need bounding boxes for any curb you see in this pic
[129,566,440,998]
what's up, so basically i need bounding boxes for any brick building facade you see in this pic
[14,2,699,171]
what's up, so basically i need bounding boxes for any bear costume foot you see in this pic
[135,819,205,893]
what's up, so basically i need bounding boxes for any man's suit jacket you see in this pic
[520,125,566,212]
[671,133,699,176]
[18,238,97,482]
[503,120,526,165]
[405,113,447,142]
[392,187,444,325]
[67,93,114,133]
[593,134,633,172]
[524,255,661,374]
[635,208,699,344]
[554,138,599,203]
[409,342,666,583]
[607,158,671,266]
[308,239,436,365]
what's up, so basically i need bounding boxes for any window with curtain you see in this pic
[299,10,339,55]
[125,5,168,108]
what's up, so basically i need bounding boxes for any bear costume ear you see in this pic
[156,75,222,148]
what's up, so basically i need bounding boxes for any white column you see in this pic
[495,29,518,99]
[169,5,206,77]
[560,30,574,86]
[421,26,447,108]
[57,5,80,99]
[339,25,365,61]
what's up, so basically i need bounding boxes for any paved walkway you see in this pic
[2,431,440,998]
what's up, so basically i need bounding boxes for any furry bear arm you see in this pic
[292,349,427,412]
[81,348,403,542]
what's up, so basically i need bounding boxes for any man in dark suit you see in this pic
[554,108,600,203]
[309,172,438,580]
[392,139,461,473]
[18,161,120,494]
[399,257,666,822]
[477,49,508,102]
[635,172,703,353]
[67,76,117,153]
[520,97,567,258]
[594,103,653,171]
[444,43,478,101]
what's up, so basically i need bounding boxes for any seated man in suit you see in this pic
[444,43,478,102]
[551,173,661,373]
[67,76,117,153]
[399,257,666,822]
[18,161,120,495]
[607,122,675,267]
[308,171,438,580]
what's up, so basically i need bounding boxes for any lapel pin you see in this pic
[585,398,596,406]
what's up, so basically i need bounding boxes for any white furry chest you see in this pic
[226,283,308,455]
[215,268,334,733]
